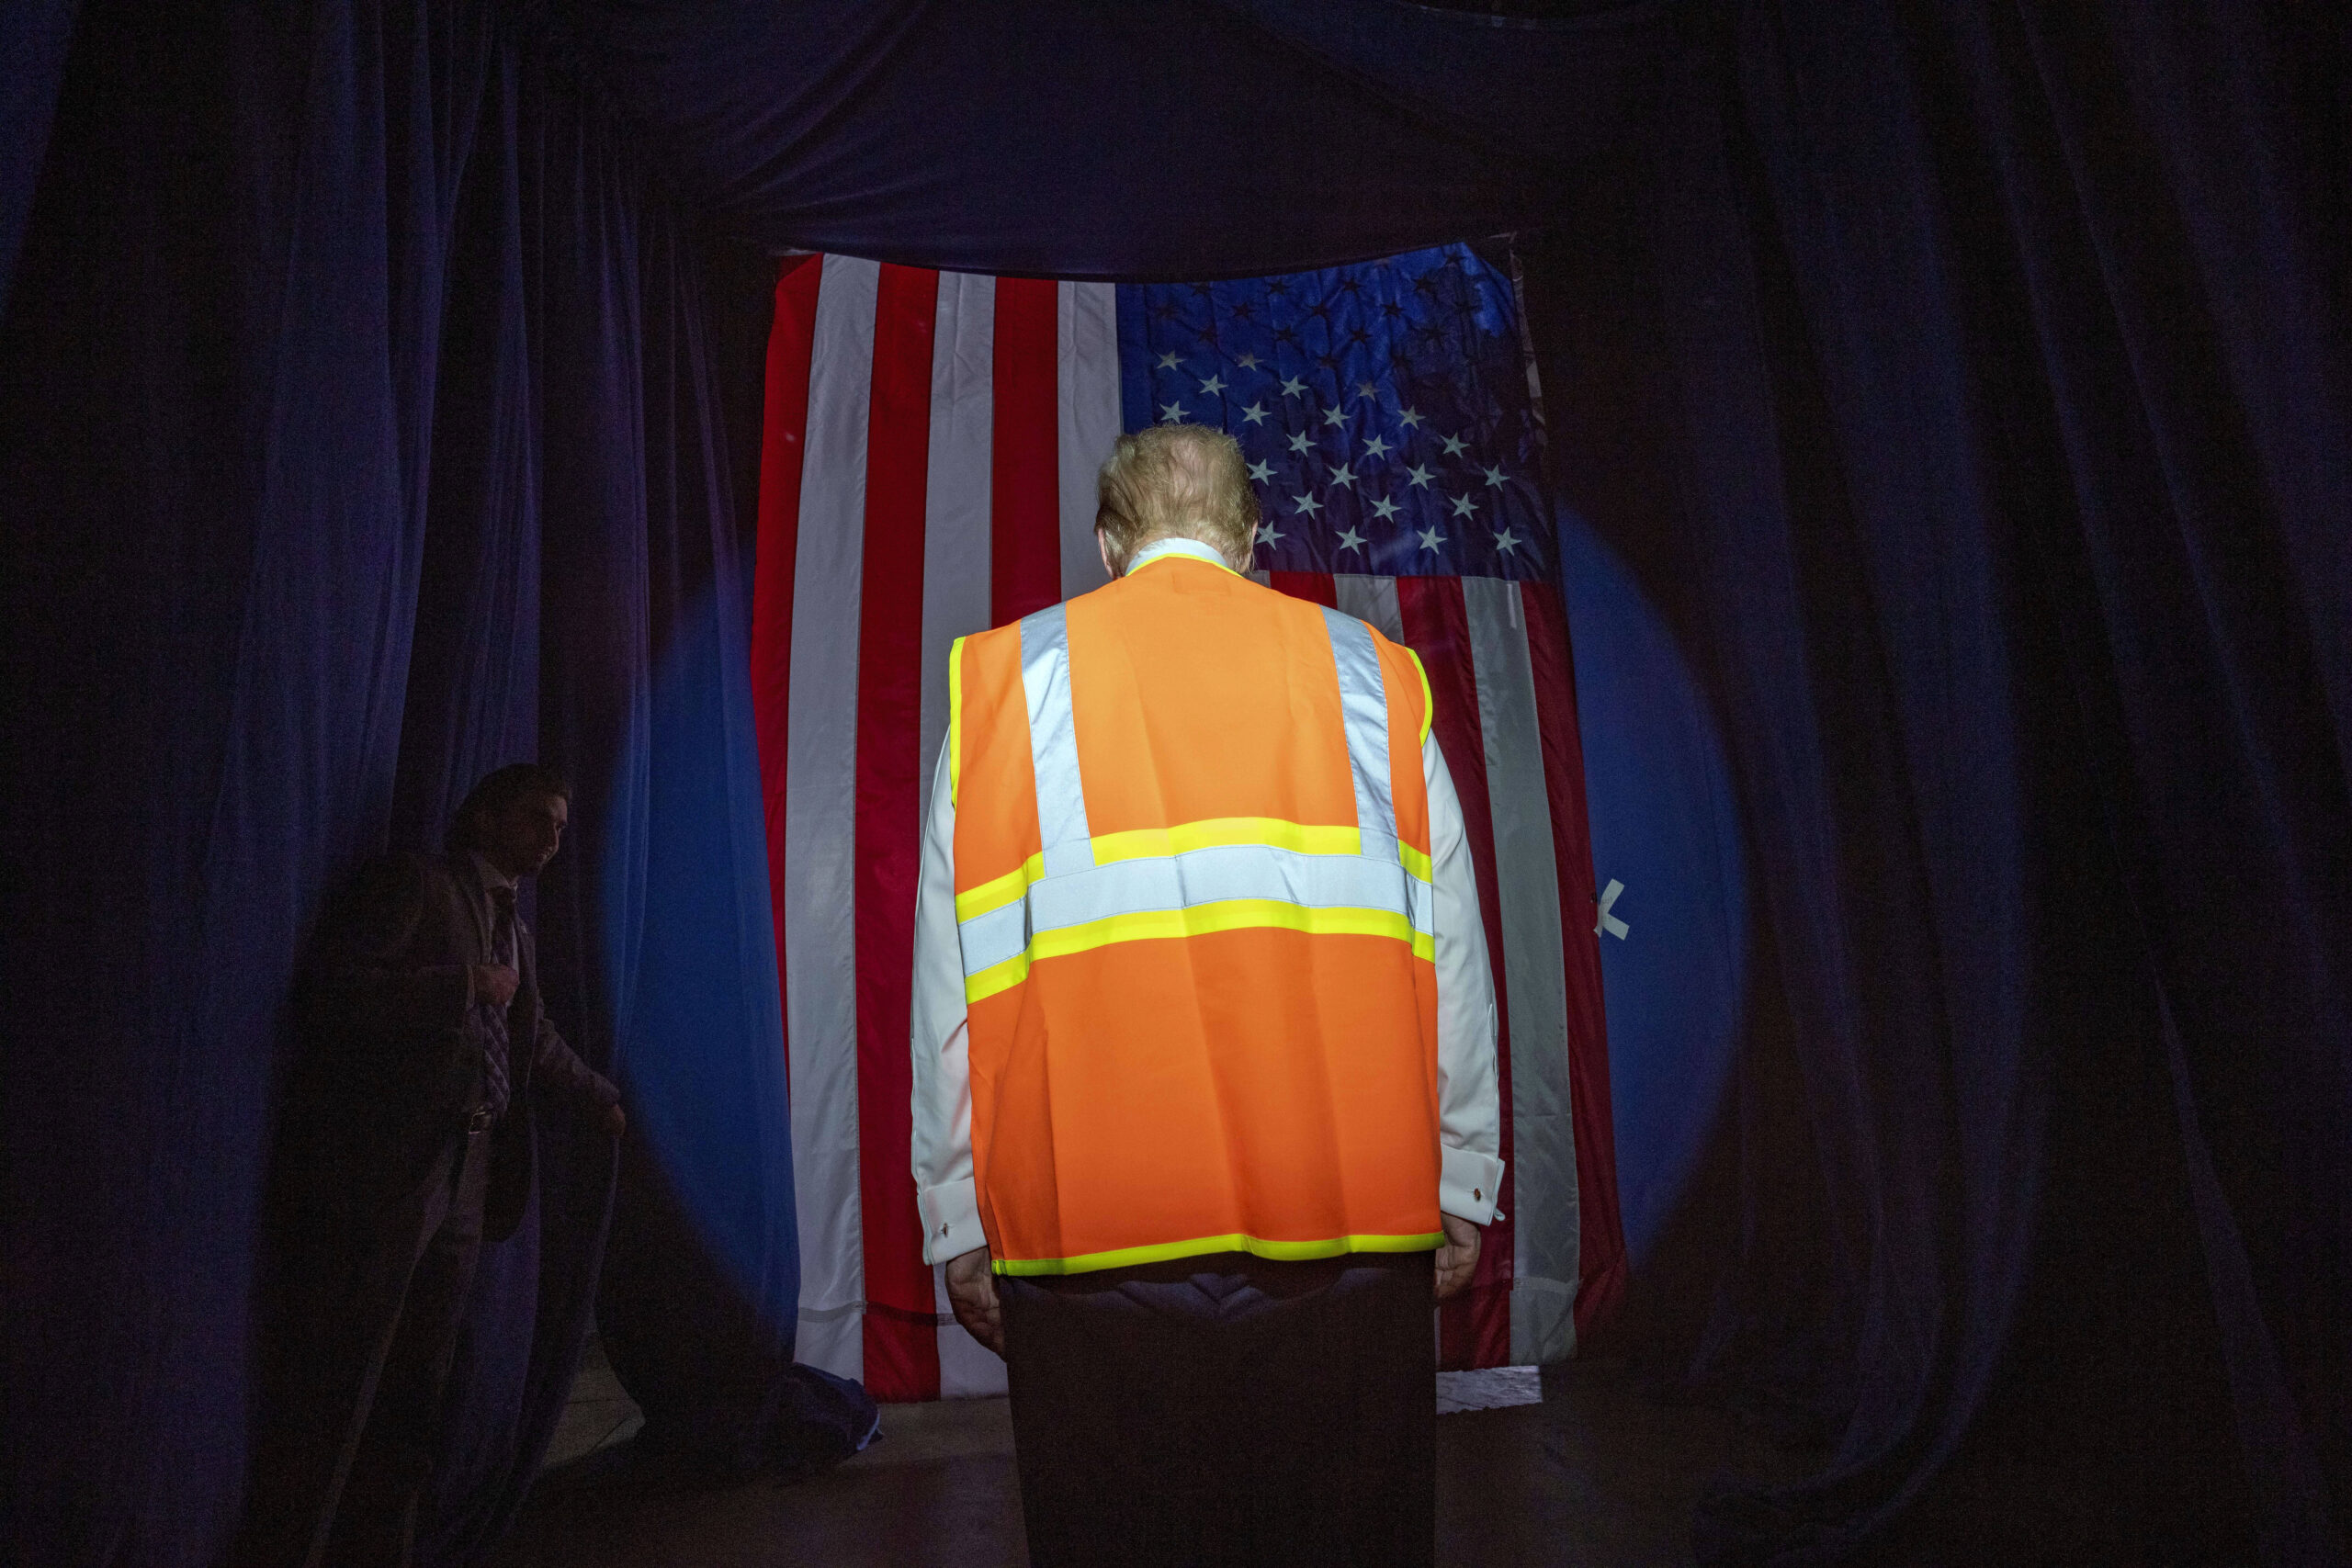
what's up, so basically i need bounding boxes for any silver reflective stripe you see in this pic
[1029,844,1408,935]
[957,899,1030,976]
[956,842,1412,979]
[1406,869,1434,940]
[1320,608,1398,863]
[1019,604,1094,876]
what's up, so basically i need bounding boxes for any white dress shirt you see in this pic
[908,717,1507,1267]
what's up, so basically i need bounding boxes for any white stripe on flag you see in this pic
[786,255,879,1382]
[1464,575,1581,1365]
[1057,281,1122,602]
[1333,574,1404,642]
[919,272,995,819]
[921,270,1010,1398]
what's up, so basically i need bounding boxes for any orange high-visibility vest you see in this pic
[947,541,1442,1276]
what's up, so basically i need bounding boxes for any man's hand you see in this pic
[1434,1213,1482,1302]
[470,964,520,1009]
[944,1246,1003,1356]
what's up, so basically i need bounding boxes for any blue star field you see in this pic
[1115,243,1557,583]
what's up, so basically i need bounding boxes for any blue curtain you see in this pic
[0,2,800,1562]
[1520,5,2346,1561]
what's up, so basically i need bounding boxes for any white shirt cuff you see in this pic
[1440,1145,1505,1226]
[918,1178,986,1266]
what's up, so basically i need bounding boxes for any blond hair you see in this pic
[1093,423,1260,573]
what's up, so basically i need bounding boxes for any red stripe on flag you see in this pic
[1268,570,1338,608]
[1522,581,1627,1334]
[1396,576,1516,1371]
[752,255,823,1098]
[854,265,943,1401]
[990,277,1061,626]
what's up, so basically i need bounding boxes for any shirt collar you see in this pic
[469,851,517,895]
[1126,537,1242,577]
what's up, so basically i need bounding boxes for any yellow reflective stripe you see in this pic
[1400,649,1436,874]
[1090,817,1362,863]
[947,635,967,807]
[1408,646,1433,747]
[1032,898,1412,962]
[992,1229,1444,1276]
[955,852,1045,923]
[960,899,1427,1004]
[964,950,1030,1003]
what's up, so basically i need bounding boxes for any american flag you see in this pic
[751,245,1625,1403]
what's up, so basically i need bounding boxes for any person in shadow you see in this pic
[242,763,624,1567]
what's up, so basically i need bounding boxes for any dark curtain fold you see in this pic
[0,2,797,1562]
[1523,3,2346,1562]
[556,0,1592,278]
[0,0,81,308]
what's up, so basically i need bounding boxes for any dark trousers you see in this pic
[242,1123,492,1568]
[1001,1250,1436,1568]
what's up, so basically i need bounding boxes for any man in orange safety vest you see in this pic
[910,422,1502,1567]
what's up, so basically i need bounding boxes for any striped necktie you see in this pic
[481,884,516,1120]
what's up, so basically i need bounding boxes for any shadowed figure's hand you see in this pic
[944,1246,1003,1356]
[470,964,519,1009]
[1434,1213,1482,1301]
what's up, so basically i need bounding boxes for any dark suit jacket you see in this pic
[290,850,615,1241]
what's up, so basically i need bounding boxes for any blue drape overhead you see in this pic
[2,1,2343,1564]
[556,0,1666,278]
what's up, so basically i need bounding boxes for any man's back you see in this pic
[1062,551,1392,830]
[947,541,1443,1278]
[910,426,1496,1568]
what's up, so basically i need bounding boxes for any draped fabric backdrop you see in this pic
[0,2,796,1562]
[1518,7,2347,1560]
[3,1,2344,1565]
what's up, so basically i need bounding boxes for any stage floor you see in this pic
[502,1334,2215,1565]
[497,1351,1822,1567]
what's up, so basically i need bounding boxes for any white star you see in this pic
[1291,492,1322,517]
[1335,525,1368,554]
[1449,492,1480,518]
[1329,463,1357,490]
[1235,353,1260,369]
[1156,351,1182,370]
[1287,431,1315,455]
[1159,401,1187,423]
[1322,405,1347,428]
[1369,495,1401,522]
[1481,463,1508,489]
[1441,434,1469,457]
[1239,401,1270,426]
[1405,464,1433,490]
[1416,525,1446,552]
[1397,405,1424,429]
[1354,380,1380,401]
[1361,434,1393,460]
[1257,519,1285,548]
[1280,376,1309,398]
[1247,459,1273,483]
[1197,374,1227,396]
[1493,526,1522,554]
